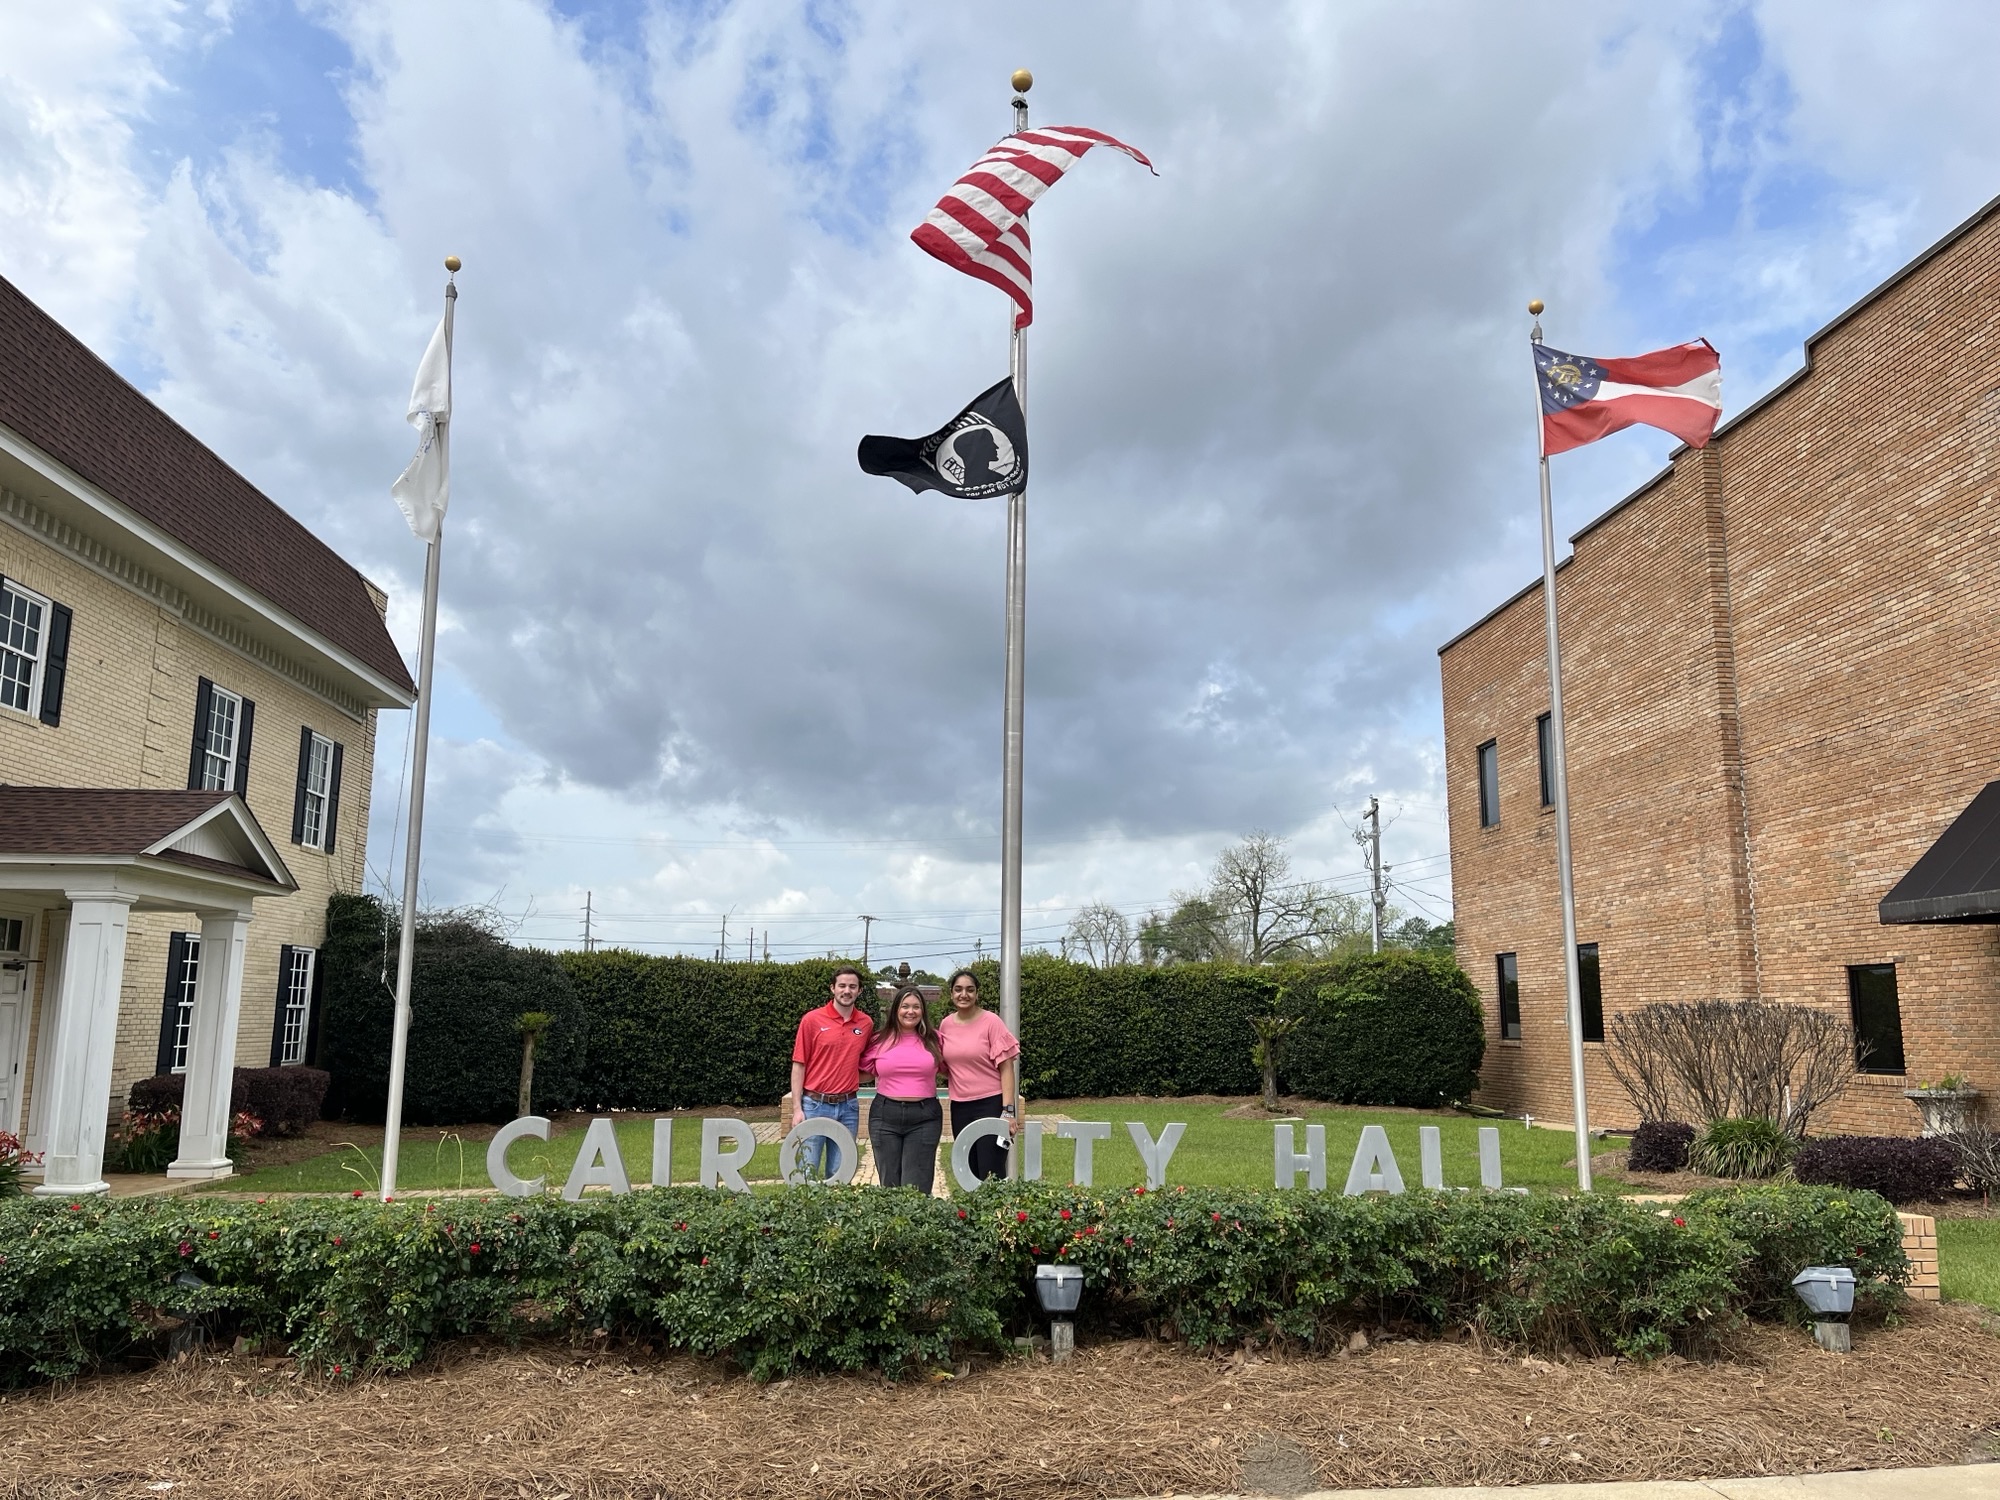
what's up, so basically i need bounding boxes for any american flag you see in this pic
[912,126,1153,329]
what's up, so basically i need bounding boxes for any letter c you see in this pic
[487,1115,551,1198]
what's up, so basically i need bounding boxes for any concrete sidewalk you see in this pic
[1159,1463,2000,1499]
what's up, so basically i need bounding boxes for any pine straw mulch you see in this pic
[4,1307,1999,1500]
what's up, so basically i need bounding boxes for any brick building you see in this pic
[1439,193,2000,1137]
[0,274,414,1192]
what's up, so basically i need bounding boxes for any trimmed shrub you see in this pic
[1793,1135,1958,1204]
[318,895,587,1124]
[565,953,869,1110]
[129,1067,330,1138]
[0,1183,1903,1386]
[1628,1120,1696,1173]
[1280,951,1485,1107]
[1689,1117,1795,1179]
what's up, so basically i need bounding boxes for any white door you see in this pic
[0,916,26,1137]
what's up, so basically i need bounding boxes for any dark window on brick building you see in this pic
[1477,739,1500,827]
[1496,952,1521,1040]
[1536,712,1554,808]
[1847,963,1906,1074]
[1577,941,1604,1042]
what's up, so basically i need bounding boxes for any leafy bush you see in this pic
[1628,1120,1695,1173]
[1279,951,1486,1107]
[0,1133,38,1198]
[318,895,588,1124]
[1793,1135,1958,1204]
[1689,1117,1795,1179]
[130,1067,330,1138]
[1677,1183,1908,1320]
[0,1183,1903,1386]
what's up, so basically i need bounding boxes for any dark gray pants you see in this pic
[870,1094,942,1193]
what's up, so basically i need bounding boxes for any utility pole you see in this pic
[582,891,595,953]
[1358,796,1386,953]
[763,931,770,963]
[718,911,729,963]
[860,915,876,972]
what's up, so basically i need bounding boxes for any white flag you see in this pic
[391,315,451,541]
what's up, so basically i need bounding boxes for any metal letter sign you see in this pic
[482,1115,1521,1198]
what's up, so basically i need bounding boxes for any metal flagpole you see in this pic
[999,70,1032,1179]
[1528,298,1593,1193]
[380,259,457,1202]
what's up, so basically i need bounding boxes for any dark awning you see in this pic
[1881,779,2000,923]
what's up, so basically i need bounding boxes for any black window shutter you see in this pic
[324,742,344,854]
[156,932,189,1075]
[269,944,295,1067]
[291,727,313,843]
[38,602,71,727]
[302,949,326,1066]
[234,697,256,798]
[188,678,214,789]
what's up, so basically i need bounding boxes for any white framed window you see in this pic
[280,946,316,1066]
[169,935,202,1074]
[201,686,243,791]
[0,582,49,717]
[301,732,334,850]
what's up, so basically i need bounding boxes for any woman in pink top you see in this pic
[860,986,945,1192]
[936,968,1020,1183]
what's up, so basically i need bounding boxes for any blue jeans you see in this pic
[800,1095,860,1180]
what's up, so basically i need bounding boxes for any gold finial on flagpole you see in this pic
[1527,299,1544,316]
[1011,68,1033,93]
[445,256,462,274]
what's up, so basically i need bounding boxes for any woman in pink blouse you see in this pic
[936,968,1020,1183]
[861,985,946,1191]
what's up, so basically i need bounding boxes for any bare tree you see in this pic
[1065,901,1134,967]
[1602,1000,1863,1136]
[1209,832,1329,964]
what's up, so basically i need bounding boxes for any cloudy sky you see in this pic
[4,1,1997,967]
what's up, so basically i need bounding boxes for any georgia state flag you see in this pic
[1535,339,1721,456]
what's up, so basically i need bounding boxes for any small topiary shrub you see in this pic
[1793,1135,1958,1203]
[128,1067,329,1138]
[1689,1117,1794,1179]
[1628,1120,1696,1173]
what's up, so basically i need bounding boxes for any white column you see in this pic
[169,910,250,1179]
[32,894,134,1197]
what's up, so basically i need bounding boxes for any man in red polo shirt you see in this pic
[784,965,872,1179]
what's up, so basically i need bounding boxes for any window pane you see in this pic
[1537,713,1554,808]
[1577,941,1603,1042]
[302,734,332,849]
[171,935,202,1074]
[202,690,239,791]
[1497,951,1521,1040]
[1848,963,1906,1074]
[0,587,43,715]
[1478,740,1500,828]
[281,948,315,1066]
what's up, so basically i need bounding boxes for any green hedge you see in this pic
[1281,951,1486,1107]
[0,1184,1904,1386]
[318,895,588,1125]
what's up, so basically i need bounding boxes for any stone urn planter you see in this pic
[1904,1085,1981,1137]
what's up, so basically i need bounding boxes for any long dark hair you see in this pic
[875,983,943,1063]
[946,968,981,1006]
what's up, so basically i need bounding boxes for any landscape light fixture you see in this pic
[1791,1264,1856,1353]
[1034,1264,1084,1363]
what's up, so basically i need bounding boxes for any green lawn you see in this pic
[1940,1219,2000,1312]
[213,1100,1621,1197]
[213,1117,785,1195]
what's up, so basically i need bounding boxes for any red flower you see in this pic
[178,1241,192,1257]
[1123,1236,1135,1247]
[1017,1211,1029,1222]
[1166,1218,1175,1228]
[1673,1217,1687,1227]
[1132,1186,1146,1196]
[469,1244,482,1255]
[67,1203,81,1212]
[956,1209,967,1220]
[384,1196,394,1204]
[1030,1245,1042,1255]
[207,1230,219,1239]
[332,1364,343,1376]
[332,1236,343,1246]
[1085,1225,1099,1236]
[351,1189,364,1199]
[1212,1212,1222,1223]
[700,1256,710,1266]
[676,1222,687,1231]
[1058,1208,1072,1220]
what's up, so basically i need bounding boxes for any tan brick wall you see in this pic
[1441,202,2000,1138]
[0,522,377,1127]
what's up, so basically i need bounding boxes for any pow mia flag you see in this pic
[857,378,1027,499]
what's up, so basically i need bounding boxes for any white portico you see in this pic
[0,787,294,1195]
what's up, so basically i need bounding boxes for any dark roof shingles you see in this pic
[0,274,414,694]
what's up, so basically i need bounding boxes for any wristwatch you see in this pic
[1001,1103,1018,1117]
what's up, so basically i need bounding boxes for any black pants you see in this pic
[950,1094,1009,1183]
[870,1095,943,1193]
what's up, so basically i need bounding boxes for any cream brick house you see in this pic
[0,273,414,1193]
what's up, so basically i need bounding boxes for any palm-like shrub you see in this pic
[1689,1116,1795,1179]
